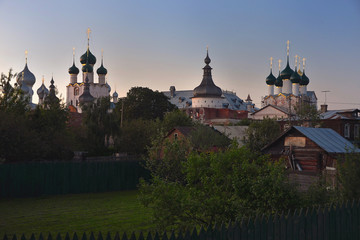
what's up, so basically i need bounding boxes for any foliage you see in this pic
[189,124,231,151]
[119,87,176,121]
[140,146,300,229]
[146,137,191,183]
[0,69,29,114]
[294,102,321,127]
[81,97,119,155]
[337,151,360,200]
[243,118,281,152]
[115,119,158,155]
[161,109,193,132]
[235,118,251,126]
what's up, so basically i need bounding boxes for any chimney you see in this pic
[320,104,328,113]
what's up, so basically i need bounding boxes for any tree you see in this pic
[243,118,281,152]
[189,124,231,151]
[161,109,193,132]
[82,97,118,155]
[119,87,176,121]
[294,101,321,127]
[337,151,360,200]
[139,145,300,229]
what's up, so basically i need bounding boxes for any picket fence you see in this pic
[0,160,149,197]
[3,200,360,240]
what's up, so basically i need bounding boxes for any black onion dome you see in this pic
[266,70,276,85]
[275,72,283,87]
[280,62,294,80]
[97,63,107,75]
[68,63,79,75]
[290,67,301,84]
[82,62,93,73]
[193,51,222,98]
[79,77,95,104]
[80,49,96,65]
[300,71,309,85]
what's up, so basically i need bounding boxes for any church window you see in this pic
[70,100,73,106]
[344,123,351,138]
[74,87,79,96]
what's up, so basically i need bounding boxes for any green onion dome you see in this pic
[82,62,93,73]
[80,49,96,65]
[275,72,283,87]
[113,91,118,98]
[280,62,294,80]
[266,70,276,85]
[300,71,309,86]
[68,63,79,75]
[97,63,107,75]
[290,67,301,84]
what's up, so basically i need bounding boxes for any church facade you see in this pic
[256,41,317,119]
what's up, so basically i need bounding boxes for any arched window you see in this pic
[74,87,79,96]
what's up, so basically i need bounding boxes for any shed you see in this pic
[262,126,360,189]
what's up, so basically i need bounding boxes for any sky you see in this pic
[0,0,359,110]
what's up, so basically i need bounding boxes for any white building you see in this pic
[66,32,117,113]
[260,41,317,119]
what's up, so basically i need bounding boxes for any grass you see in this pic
[0,190,154,238]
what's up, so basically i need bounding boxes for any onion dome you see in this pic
[280,61,294,80]
[97,63,107,75]
[193,50,222,98]
[113,91,118,98]
[17,63,36,87]
[290,66,301,84]
[37,79,49,99]
[68,62,79,75]
[20,82,30,94]
[266,70,276,85]
[79,77,95,104]
[275,72,283,87]
[82,62,93,73]
[80,49,96,65]
[300,70,309,86]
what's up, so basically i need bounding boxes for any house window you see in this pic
[70,100,73,106]
[74,87,79,96]
[355,125,360,138]
[344,123,351,138]
[174,133,178,140]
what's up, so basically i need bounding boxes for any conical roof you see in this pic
[193,50,222,98]
[79,77,95,104]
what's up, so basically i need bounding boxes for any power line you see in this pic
[326,102,360,105]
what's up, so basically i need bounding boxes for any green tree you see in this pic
[119,87,176,121]
[82,97,118,155]
[243,118,281,152]
[140,146,300,229]
[161,109,193,132]
[190,124,231,151]
[294,101,321,127]
[337,151,360,200]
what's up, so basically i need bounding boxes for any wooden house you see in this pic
[262,126,360,189]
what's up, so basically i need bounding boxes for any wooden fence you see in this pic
[3,200,360,240]
[0,160,149,197]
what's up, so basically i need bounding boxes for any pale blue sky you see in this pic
[0,0,359,109]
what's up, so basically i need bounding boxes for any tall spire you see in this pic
[270,57,273,72]
[286,40,290,64]
[302,58,306,72]
[87,27,91,50]
[294,55,298,71]
[72,47,75,64]
[101,49,104,65]
[278,59,282,73]
[25,50,28,64]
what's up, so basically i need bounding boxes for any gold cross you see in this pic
[294,55,298,66]
[303,58,306,70]
[87,28,91,40]
[278,59,282,70]
[25,50,28,63]
[270,57,273,69]
[286,40,290,56]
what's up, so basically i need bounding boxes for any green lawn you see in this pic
[0,190,154,238]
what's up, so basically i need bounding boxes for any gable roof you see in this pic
[263,126,360,153]
[251,104,290,116]
[165,126,195,138]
